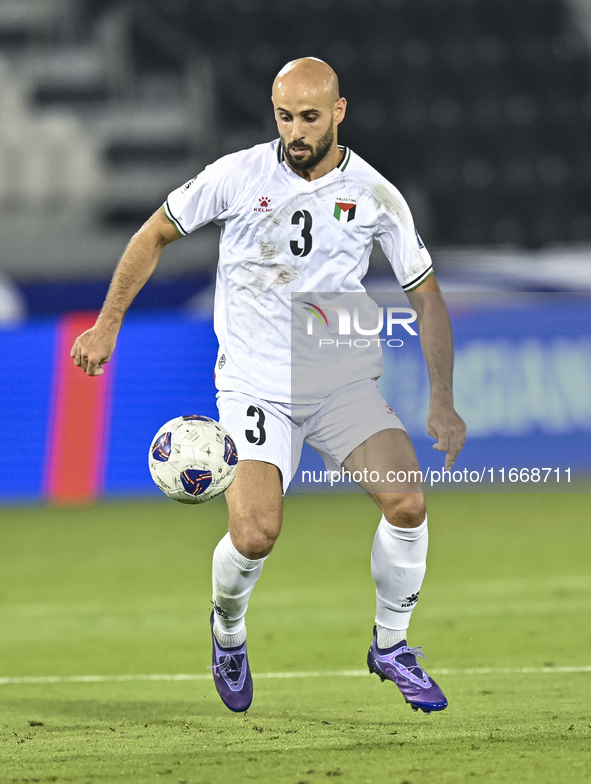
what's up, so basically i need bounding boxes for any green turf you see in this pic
[0,492,590,783]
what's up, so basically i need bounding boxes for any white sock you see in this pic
[371,515,428,649]
[212,532,267,647]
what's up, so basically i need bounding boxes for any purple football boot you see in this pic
[209,611,253,713]
[367,628,447,714]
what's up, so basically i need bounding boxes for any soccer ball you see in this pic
[148,415,238,504]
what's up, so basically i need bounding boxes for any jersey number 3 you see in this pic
[290,210,313,257]
[245,405,267,446]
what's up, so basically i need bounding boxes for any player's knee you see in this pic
[230,509,281,559]
[238,534,277,560]
[380,493,426,528]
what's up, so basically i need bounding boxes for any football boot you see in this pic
[367,628,447,714]
[209,611,253,712]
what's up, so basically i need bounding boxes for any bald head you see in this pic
[273,57,340,106]
[272,57,346,179]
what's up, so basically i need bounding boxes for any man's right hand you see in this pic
[70,326,118,376]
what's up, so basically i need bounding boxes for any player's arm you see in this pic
[71,207,180,376]
[406,274,466,469]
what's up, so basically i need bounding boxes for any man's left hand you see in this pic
[427,403,466,470]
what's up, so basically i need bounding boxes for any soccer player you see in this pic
[71,58,466,715]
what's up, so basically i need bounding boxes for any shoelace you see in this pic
[397,646,426,659]
[208,654,243,676]
[394,646,431,680]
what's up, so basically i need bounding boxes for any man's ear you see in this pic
[334,97,347,126]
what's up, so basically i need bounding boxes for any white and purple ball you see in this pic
[148,415,238,504]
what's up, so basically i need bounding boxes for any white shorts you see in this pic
[216,380,406,494]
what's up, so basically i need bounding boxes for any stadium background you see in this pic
[0,0,589,503]
[0,4,590,783]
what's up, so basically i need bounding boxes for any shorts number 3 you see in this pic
[245,405,267,445]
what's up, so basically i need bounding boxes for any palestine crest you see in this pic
[334,198,356,223]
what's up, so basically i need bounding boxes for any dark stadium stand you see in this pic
[1,0,589,249]
[125,0,591,248]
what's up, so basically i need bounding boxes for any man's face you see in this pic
[273,100,336,172]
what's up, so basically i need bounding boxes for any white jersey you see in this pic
[164,139,433,403]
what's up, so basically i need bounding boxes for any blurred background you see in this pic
[0,0,590,503]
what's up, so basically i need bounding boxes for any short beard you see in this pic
[283,123,335,172]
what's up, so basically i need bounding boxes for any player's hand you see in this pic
[427,402,466,470]
[70,325,118,376]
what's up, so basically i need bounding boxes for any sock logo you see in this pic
[401,591,420,608]
[213,601,230,620]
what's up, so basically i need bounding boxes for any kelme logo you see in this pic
[254,196,273,213]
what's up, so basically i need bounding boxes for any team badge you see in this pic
[334,198,356,223]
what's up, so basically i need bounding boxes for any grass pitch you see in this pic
[0,491,589,783]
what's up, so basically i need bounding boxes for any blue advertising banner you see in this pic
[381,294,591,472]
[0,294,588,502]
